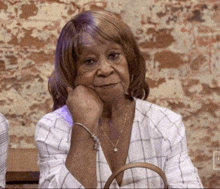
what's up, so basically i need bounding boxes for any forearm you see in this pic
[65,123,98,188]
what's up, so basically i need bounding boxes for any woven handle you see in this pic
[104,162,169,189]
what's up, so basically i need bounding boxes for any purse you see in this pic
[104,162,169,189]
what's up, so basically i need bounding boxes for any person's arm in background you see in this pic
[0,114,9,188]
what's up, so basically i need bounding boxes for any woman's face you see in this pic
[75,33,130,102]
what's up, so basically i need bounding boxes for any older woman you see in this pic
[35,10,203,188]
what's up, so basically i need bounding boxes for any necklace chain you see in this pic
[100,104,130,152]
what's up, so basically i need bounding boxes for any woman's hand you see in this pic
[66,85,103,131]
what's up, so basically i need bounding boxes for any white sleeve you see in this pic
[0,114,9,188]
[35,115,85,188]
[164,117,203,188]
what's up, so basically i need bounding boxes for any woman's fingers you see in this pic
[66,86,73,94]
[66,85,103,127]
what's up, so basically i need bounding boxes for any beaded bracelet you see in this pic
[74,122,100,151]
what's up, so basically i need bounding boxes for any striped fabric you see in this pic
[0,114,9,188]
[35,98,203,188]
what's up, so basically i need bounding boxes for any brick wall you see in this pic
[0,0,219,187]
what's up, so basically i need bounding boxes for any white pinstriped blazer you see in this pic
[0,114,9,188]
[35,98,203,188]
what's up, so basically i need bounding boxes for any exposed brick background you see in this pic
[0,0,219,187]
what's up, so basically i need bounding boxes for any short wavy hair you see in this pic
[49,10,149,110]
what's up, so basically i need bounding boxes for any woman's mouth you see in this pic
[95,83,119,89]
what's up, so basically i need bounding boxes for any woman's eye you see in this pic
[108,52,120,60]
[84,58,96,66]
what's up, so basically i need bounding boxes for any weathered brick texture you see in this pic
[0,0,219,187]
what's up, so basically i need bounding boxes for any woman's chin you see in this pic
[98,91,125,103]
[94,83,128,103]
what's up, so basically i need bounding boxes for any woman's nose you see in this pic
[97,58,114,77]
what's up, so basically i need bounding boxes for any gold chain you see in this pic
[100,104,130,152]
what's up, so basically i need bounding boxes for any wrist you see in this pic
[73,118,99,134]
[73,122,100,151]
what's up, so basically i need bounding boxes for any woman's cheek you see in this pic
[74,74,95,89]
[120,75,130,94]
[121,82,129,94]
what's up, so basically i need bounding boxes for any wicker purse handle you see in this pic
[104,162,169,189]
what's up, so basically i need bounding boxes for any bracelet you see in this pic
[74,122,100,151]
